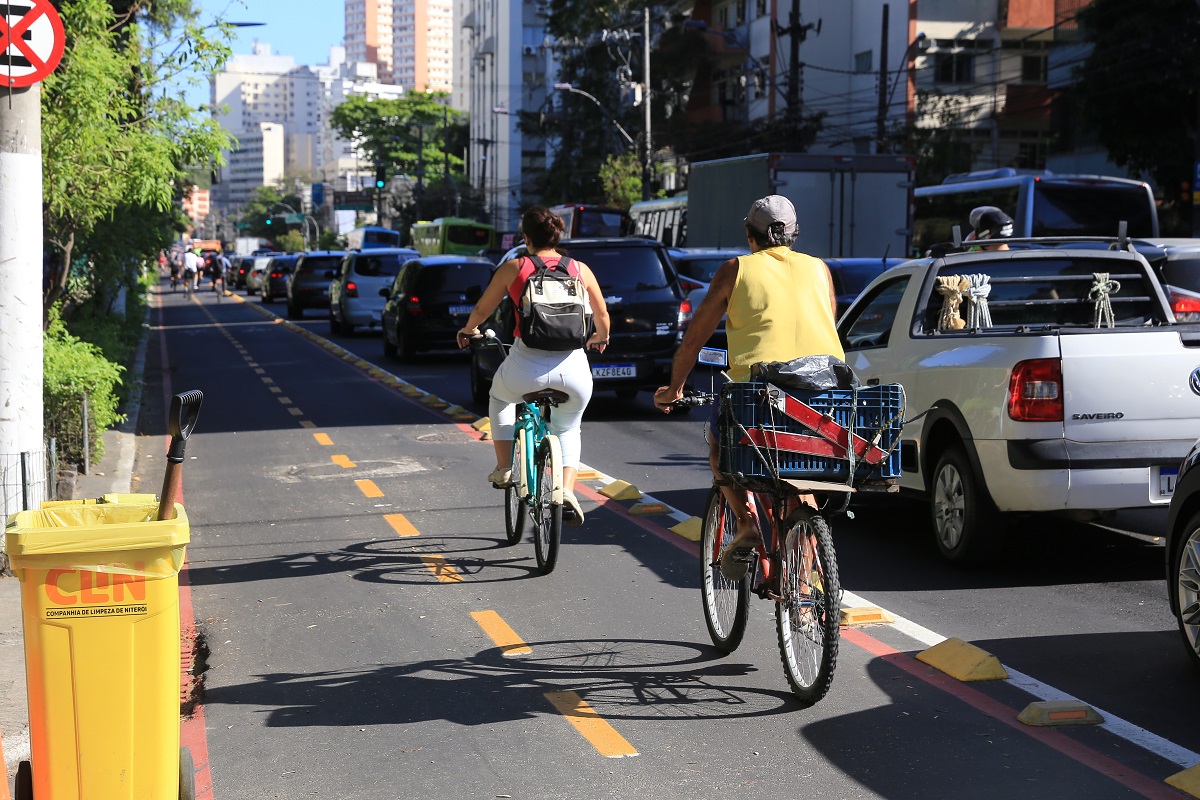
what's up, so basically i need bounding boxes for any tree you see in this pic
[275,231,306,253]
[1073,0,1200,190]
[41,0,236,322]
[598,153,643,209]
[237,185,305,239]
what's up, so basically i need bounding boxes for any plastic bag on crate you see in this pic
[749,355,859,392]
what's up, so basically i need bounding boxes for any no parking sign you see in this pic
[0,0,64,88]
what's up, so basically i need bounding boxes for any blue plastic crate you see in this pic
[717,382,904,483]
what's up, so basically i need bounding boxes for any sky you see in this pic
[202,0,345,69]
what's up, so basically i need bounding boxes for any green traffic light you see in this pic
[265,218,272,225]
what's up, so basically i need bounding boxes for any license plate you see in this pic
[1158,465,1179,497]
[592,364,636,379]
[449,305,473,315]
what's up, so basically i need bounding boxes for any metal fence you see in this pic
[0,440,60,527]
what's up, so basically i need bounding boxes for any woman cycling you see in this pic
[456,206,611,526]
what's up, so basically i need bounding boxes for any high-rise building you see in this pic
[393,0,454,91]
[345,0,394,83]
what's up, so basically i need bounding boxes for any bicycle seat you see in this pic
[523,388,569,405]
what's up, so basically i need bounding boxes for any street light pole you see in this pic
[552,83,636,148]
[642,7,652,200]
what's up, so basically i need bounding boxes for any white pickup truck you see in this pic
[837,238,1200,563]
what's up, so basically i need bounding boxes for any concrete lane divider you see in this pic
[670,517,703,541]
[1017,700,1102,727]
[839,607,896,627]
[599,480,642,502]
[915,637,1009,682]
[1167,765,1200,798]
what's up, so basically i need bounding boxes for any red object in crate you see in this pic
[740,391,891,465]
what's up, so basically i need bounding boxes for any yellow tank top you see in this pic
[726,248,845,382]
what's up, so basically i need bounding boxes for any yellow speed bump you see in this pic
[670,517,703,542]
[420,395,450,408]
[471,417,492,432]
[399,385,425,397]
[599,480,642,502]
[629,502,670,516]
[839,606,895,627]
[1167,765,1200,797]
[575,468,601,481]
[915,637,1008,682]
[1016,701,1102,727]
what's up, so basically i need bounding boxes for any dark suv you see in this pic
[286,251,345,319]
[381,255,495,361]
[469,238,685,403]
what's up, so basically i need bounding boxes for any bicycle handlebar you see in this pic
[669,391,716,410]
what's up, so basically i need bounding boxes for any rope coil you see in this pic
[964,273,993,329]
[1089,272,1121,329]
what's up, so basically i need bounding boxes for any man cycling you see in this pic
[653,195,843,577]
[182,247,201,292]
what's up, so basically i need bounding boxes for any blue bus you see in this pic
[346,226,402,251]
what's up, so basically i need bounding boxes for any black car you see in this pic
[1164,440,1200,672]
[234,256,256,289]
[1133,238,1200,322]
[469,238,685,404]
[261,254,300,304]
[286,251,345,319]
[381,255,494,361]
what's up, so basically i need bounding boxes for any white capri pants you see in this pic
[489,339,593,468]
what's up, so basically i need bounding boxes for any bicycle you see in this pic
[475,333,565,575]
[673,376,904,705]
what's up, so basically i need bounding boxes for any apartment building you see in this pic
[393,0,454,91]
[222,123,287,209]
[346,0,395,83]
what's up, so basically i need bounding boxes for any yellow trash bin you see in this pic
[5,501,190,800]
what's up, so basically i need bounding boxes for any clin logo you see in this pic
[1191,367,1200,397]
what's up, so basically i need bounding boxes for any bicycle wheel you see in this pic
[503,433,526,545]
[699,487,750,653]
[776,506,840,705]
[532,435,563,574]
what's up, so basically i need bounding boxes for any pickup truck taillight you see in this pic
[1008,358,1062,421]
[1169,289,1200,322]
[345,281,358,298]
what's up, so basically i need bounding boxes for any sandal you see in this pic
[718,536,758,581]
[562,491,585,526]
[488,467,513,488]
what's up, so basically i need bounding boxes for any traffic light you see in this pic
[265,216,272,225]
[375,164,387,190]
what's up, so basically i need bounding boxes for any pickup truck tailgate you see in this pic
[1059,330,1200,443]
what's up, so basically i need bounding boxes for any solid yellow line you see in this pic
[384,513,419,537]
[543,691,638,758]
[470,610,532,656]
[421,555,464,583]
[332,454,356,468]
[356,479,384,498]
[313,433,333,446]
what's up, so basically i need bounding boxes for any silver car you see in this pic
[243,255,274,296]
[329,247,419,335]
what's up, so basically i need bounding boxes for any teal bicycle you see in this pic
[479,333,565,574]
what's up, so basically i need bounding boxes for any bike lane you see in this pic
[148,287,1199,799]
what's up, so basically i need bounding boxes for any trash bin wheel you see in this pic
[179,745,195,800]
[14,759,32,800]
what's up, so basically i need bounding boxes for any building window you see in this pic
[1021,54,1047,84]
[756,0,766,16]
[854,50,872,74]
[934,52,975,84]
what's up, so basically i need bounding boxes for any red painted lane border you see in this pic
[841,628,1181,800]
[156,289,214,800]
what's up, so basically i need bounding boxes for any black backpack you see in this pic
[517,255,593,351]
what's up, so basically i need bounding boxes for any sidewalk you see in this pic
[0,309,149,787]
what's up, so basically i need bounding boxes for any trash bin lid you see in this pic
[5,503,190,557]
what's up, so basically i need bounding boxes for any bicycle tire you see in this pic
[699,487,750,653]
[533,435,563,574]
[775,507,840,705]
[504,433,527,545]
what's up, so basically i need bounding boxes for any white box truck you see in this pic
[686,153,914,258]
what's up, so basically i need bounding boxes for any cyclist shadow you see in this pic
[204,638,801,729]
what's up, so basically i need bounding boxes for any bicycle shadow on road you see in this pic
[202,637,801,729]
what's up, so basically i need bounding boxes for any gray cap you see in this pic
[744,195,798,240]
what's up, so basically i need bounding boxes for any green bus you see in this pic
[410,217,496,257]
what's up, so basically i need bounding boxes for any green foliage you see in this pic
[885,92,978,186]
[43,306,125,467]
[42,0,236,317]
[237,186,305,238]
[317,230,344,250]
[329,94,466,185]
[598,153,642,209]
[275,231,306,252]
[1074,0,1200,190]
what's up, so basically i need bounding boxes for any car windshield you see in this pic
[447,226,493,247]
[354,253,404,277]
[676,256,729,282]
[298,256,342,275]
[564,246,673,293]
[415,263,493,294]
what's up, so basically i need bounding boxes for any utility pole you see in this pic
[786,0,801,128]
[0,85,46,520]
[415,124,425,221]
[875,4,889,149]
[642,7,652,201]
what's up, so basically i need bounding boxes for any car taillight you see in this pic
[1170,289,1200,322]
[680,279,703,293]
[406,295,423,316]
[269,271,282,279]
[1008,358,1062,422]
[346,281,358,298]
[678,297,694,327]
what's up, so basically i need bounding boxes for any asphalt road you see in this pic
[137,280,1200,800]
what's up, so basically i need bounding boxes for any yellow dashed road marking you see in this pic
[543,691,638,758]
[299,420,316,429]
[355,479,384,498]
[385,513,419,537]
[269,386,282,394]
[254,367,266,375]
[262,377,274,384]
[278,396,292,405]
[314,433,333,446]
[470,610,531,656]
[287,407,303,416]
[422,555,464,583]
[331,454,356,468]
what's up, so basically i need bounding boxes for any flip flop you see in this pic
[718,539,758,581]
